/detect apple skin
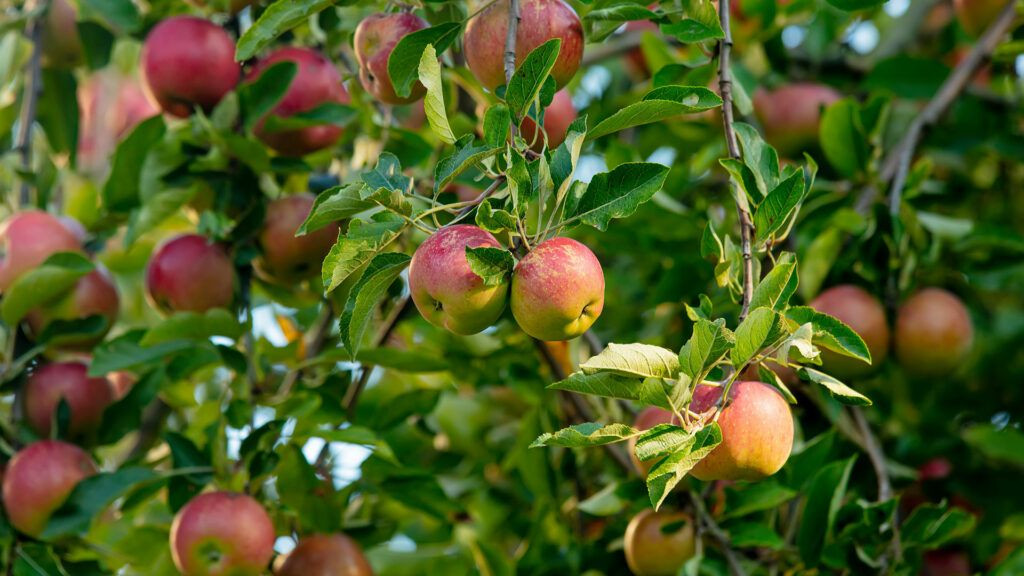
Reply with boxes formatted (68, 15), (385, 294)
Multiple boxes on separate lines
(689, 381), (794, 481)
(23, 362), (115, 439)
(78, 70), (158, 174)
(249, 47), (350, 157)
(170, 491), (276, 576)
(922, 549), (972, 576)
(895, 288), (974, 378)
(1, 440), (96, 537)
(276, 533), (374, 576)
(954, 0), (1005, 37)
(0, 211), (83, 293)
(41, 0), (83, 69)
(255, 194), (341, 284)
(753, 83), (841, 157)
(510, 237), (604, 342)
(519, 89), (576, 151)
(25, 266), (120, 349)
(624, 509), (697, 576)
(141, 16), (240, 118)
(355, 13), (429, 105)
(628, 407), (680, 477)
(409, 225), (509, 335)
(465, 0), (584, 91)
(809, 285), (890, 380)
(146, 234), (236, 314)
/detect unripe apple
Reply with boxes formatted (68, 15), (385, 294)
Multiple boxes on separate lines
(519, 89), (576, 151)
(689, 381), (794, 481)
(25, 266), (120, 348)
(0, 211), (83, 293)
(355, 12), (429, 105)
(409, 225), (509, 335)
(255, 194), (341, 284)
(23, 362), (115, 438)
(895, 288), (974, 378)
(276, 533), (374, 576)
(249, 47), (349, 156)
(809, 285), (890, 380)
(753, 83), (840, 157)
(141, 16), (240, 118)
(465, 0), (584, 91)
(628, 407), (679, 477)
(954, 0), (1005, 37)
(2, 440), (96, 537)
(146, 234), (236, 314)
(170, 491), (276, 576)
(41, 0), (83, 69)
(510, 237), (604, 341)
(624, 509), (697, 576)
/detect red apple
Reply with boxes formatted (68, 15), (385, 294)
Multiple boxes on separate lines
(624, 16), (659, 79)
(23, 362), (115, 439)
(170, 491), (275, 576)
(753, 83), (841, 157)
(954, 0), (1005, 37)
(277, 533), (374, 576)
(922, 549), (972, 576)
(146, 234), (236, 314)
(409, 225), (510, 335)
(355, 12), (429, 105)
(624, 509), (697, 576)
(510, 237), (604, 341)
(25, 266), (119, 348)
(41, 0), (83, 68)
(78, 70), (158, 173)
(249, 47), (349, 156)
(2, 440), (96, 537)
(255, 194), (341, 284)
(809, 285), (890, 380)
(141, 16), (240, 118)
(628, 407), (679, 477)
(0, 211), (83, 293)
(689, 381), (794, 481)
(519, 88), (576, 150)
(895, 288), (974, 378)
(465, 0), (584, 91)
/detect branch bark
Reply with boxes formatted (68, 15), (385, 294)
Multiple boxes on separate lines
(505, 0), (520, 140)
(17, 1), (46, 208)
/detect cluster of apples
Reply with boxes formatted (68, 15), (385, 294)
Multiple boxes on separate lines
(408, 225), (605, 341)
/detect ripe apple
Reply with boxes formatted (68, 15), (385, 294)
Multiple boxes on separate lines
(41, 0), (83, 69)
(249, 47), (350, 156)
(465, 0), (584, 91)
(510, 237), (604, 341)
(141, 16), (240, 118)
(895, 288), (974, 378)
(624, 509), (696, 576)
(809, 285), (890, 380)
(922, 549), (972, 576)
(409, 225), (509, 335)
(78, 70), (158, 173)
(170, 491), (275, 576)
(277, 533), (374, 576)
(628, 407), (679, 476)
(954, 0), (1005, 37)
(689, 380), (794, 481)
(25, 266), (119, 348)
(519, 89), (576, 150)
(23, 362), (115, 439)
(753, 83), (840, 157)
(2, 440), (96, 537)
(0, 211), (83, 293)
(255, 194), (341, 284)
(146, 234), (236, 314)
(354, 12), (429, 105)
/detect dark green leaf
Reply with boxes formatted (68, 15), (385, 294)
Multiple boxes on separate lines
(235, 0), (335, 61)
(338, 252), (411, 355)
(465, 246), (514, 287)
(506, 39), (561, 119)
(388, 22), (462, 99)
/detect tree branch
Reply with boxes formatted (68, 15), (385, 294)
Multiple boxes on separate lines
(691, 489), (748, 576)
(505, 0), (520, 140)
(16, 1), (45, 208)
(342, 295), (413, 418)
(716, 0), (755, 321)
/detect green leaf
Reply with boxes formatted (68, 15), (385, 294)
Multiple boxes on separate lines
(88, 331), (200, 376)
(99, 368), (165, 446)
(733, 122), (781, 197)
(549, 371), (672, 409)
(786, 306), (871, 364)
(797, 456), (856, 566)
(475, 198), (517, 234)
(239, 60), (297, 131)
(482, 104), (512, 149)
(819, 98), (869, 179)
(577, 482), (637, 517)
(354, 348), (450, 373)
(754, 171), (805, 245)
(41, 467), (158, 540)
(824, 0), (886, 11)
(321, 215), (406, 293)
(36, 69), (78, 163)
(338, 252), (411, 356)
(388, 22), (462, 99)
(963, 424), (1024, 468)
(102, 115), (166, 213)
(362, 152), (412, 195)
(276, 444), (344, 532)
(465, 246), (514, 287)
(726, 522), (786, 550)
(79, 0), (141, 33)
(634, 423), (697, 463)
(318, 426), (398, 465)
(678, 318), (735, 380)
(749, 252), (799, 311)
(140, 309), (244, 346)
(731, 307), (787, 368)
(418, 44), (456, 144)
(530, 423), (641, 448)
(262, 102), (355, 132)
(580, 342), (680, 379)
(567, 162), (669, 231)
(647, 424), (722, 510)
(1, 252), (92, 325)
(722, 481), (799, 520)
(659, 18), (725, 43)
(433, 135), (500, 193)
(799, 367), (872, 405)
(506, 39), (561, 119)
(235, 0), (335, 61)
(587, 86), (722, 140)
(298, 183), (373, 235)
(901, 503), (976, 549)
(798, 228), (842, 301)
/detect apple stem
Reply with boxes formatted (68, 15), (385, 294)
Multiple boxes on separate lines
(16, 0), (45, 209)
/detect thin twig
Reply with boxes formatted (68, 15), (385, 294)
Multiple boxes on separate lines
(716, 0), (755, 321)
(276, 301), (334, 399)
(16, 0), (46, 208)
(852, 406), (902, 571)
(691, 490), (747, 576)
(505, 0), (520, 140)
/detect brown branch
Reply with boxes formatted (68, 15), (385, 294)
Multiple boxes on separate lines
(276, 301), (334, 399)
(16, 1), (45, 208)
(691, 489), (748, 576)
(851, 406), (903, 570)
(124, 400), (171, 463)
(716, 0), (755, 321)
(505, 0), (520, 141)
